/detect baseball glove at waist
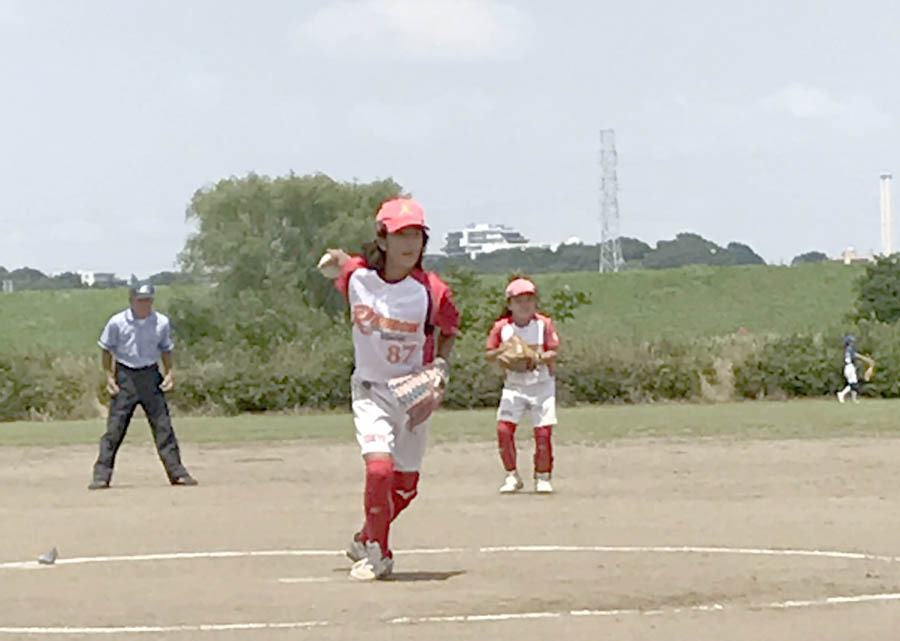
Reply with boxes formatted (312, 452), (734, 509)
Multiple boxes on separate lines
(386, 358), (449, 428)
(496, 334), (540, 369)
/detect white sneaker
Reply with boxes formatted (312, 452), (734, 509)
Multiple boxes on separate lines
(837, 391), (845, 403)
(499, 471), (524, 494)
(349, 541), (393, 581)
(346, 533), (366, 562)
(535, 473), (553, 494)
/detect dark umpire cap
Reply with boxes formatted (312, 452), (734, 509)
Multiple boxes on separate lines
(129, 282), (155, 299)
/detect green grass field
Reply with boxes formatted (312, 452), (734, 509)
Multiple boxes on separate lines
(2, 399), (897, 448)
(534, 261), (863, 341)
(0, 285), (185, 356)
(0, 262), (865, 358)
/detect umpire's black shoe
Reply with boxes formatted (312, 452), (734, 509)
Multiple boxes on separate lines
(171, 474), (198, 486)
(88, 480), (109, 490)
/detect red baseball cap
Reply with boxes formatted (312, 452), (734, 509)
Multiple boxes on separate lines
(375, 198), (428, 233)
(505, 278), (537, 298)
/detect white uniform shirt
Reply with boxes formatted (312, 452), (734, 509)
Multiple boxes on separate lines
(487, 315), (560, 387)
(348, 268), (429, 382)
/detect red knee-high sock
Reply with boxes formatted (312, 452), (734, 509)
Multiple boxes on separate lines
(390, 471), (419, 523)
(534, 425), (553, 474)
(362, 458), (394, 556)
(497, 421), (518, 471)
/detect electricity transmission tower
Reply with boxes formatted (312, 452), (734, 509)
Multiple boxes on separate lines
(599, 129), (623, 273)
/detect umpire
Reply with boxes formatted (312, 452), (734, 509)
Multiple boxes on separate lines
(88, 282), (197, 490)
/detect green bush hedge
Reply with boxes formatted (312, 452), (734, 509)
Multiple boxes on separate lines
(1, 353), (100, 421)
(4, 324), (897, 421)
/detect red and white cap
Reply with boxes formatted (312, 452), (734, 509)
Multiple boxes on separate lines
(505, 277), (537, 298)
(375, 198), (428, 233)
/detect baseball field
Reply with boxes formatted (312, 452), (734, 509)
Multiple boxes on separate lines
(3, 401), (900, 640)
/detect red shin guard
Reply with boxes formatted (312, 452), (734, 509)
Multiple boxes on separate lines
(390, 471), (419, 523)
(497, 421), (518, 471)
(534, 425), (553, 474)
(362, 458), (394, 556)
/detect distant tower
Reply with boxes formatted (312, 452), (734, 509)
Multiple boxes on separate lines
(880, 173), (893, 256)
(599, 129), (623, 273)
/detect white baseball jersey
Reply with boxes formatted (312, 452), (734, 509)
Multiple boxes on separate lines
(348, 267), (429, 382)
(487, 314), (560, 387)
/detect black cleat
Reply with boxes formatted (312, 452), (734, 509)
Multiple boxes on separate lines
(88, 480), (109, 490)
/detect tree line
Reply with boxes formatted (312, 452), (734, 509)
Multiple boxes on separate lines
(0, 267), (192, 292)
(426, 233), (770, 273)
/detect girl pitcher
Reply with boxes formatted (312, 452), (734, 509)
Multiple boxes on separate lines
(323, 198), (460, 580)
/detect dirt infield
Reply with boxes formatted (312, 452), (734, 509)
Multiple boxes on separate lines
(3, 437), (900, 640)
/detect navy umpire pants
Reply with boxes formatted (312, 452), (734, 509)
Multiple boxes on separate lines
(92, 363), (188, 484)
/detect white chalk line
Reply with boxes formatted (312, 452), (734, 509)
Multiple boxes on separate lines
(2, 544), (896, 571)
(0, 549), (343, 570)
(4, 593), (898, 634)
(481, 544), (900, 563)
(3, 545), (900, 634)
(277, 577), (333, 584)
(0, 622), (329, 634)
(390, 592), (900, 625)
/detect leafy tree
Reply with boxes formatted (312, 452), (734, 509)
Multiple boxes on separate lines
(50, 272), (84, 289)
(440, 267), (591, 336)
(179, 172), (404, 314)
(717, 242), (765, 266)
(642, 233), (719, 269)
(853, 255), (900, 323)
(642, 233), (764, 269)
(7, 267), (54, 290)
(620, 237), (652, 262)
(149, 271), (181, 286)
(791, 251), (829, 266)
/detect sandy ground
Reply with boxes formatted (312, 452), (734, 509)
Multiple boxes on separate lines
(2, 437), (900, 640)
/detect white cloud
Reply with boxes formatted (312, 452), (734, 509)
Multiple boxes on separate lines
(297, 0), (533, 61)
(760, 82), (891, 133)
(761, 83), (843, 118)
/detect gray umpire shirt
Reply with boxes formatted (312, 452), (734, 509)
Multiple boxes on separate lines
(98, 309), (174, 369)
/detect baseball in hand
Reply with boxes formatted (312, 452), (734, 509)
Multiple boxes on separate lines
(317, 252), (341, 279)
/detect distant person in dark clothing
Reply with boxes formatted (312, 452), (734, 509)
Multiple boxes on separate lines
(837, 334), (875, 404)
(88, 282), (197, 489)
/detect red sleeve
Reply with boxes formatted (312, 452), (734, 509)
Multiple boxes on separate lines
(540, 315), (560, 351)
(486, 319), (507, 349)
(426, 273), (460, 337)
(333, 255), (368, 301)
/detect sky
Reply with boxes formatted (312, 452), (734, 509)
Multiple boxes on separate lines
(1, 0), (899, 277)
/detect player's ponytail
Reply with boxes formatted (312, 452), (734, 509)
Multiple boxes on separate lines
(361, 240), (385, 270)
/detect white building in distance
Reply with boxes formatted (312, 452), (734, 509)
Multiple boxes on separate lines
(442, 223), (531, 258)
(77, 270), (117, 287)
(840, 247), (876, 265)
